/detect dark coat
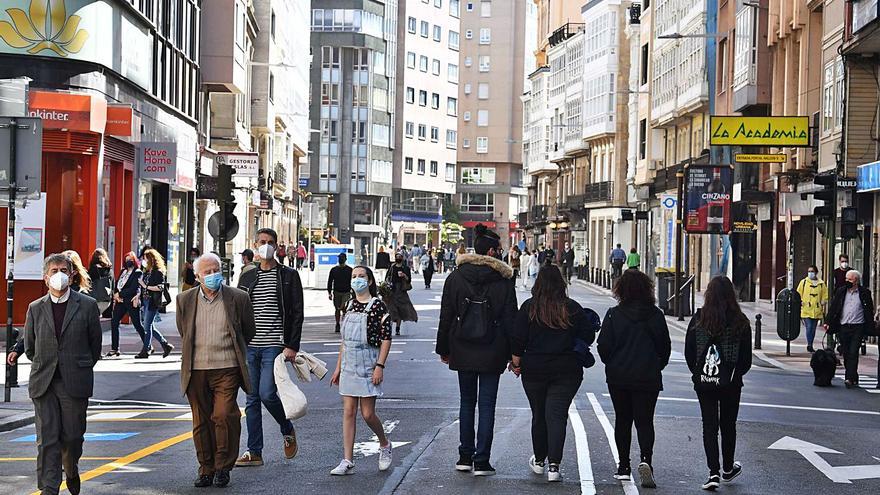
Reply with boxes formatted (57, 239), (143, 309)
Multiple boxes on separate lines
(375, 251), (392, 269)
(114, 267), (142, 301)
(436, 253), (517, 374)
(826, 285), (874, 335)
(238, 263), (305, 350)
(597, 303), (671, 391)
(561, 249), (575, 268)
(511, 298), (596, 378)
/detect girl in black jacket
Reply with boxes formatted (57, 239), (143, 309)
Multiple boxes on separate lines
(107, 252), (146, 357)
(597, 269), (671, 488)
(684, 276), (752, 491)
(511, 266), (596, 482)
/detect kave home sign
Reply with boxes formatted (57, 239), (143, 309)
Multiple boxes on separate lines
(710, 116), (810, 147)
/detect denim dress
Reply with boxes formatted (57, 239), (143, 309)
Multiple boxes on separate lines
(339, 298), (383, 397)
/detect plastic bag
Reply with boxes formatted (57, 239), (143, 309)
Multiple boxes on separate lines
(273, 354), (308, 420)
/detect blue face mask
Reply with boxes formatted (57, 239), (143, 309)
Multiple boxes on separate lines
(203, 272), (223, 291)
(351, 277), (369, 294)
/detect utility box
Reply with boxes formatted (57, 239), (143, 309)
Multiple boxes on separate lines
(313, 244), (355, 289)
(775, 288), (802, 341)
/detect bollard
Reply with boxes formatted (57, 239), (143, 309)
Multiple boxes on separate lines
(754, 314), (762, 350)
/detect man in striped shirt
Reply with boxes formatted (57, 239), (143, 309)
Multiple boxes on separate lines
(236, 228), (304, 467)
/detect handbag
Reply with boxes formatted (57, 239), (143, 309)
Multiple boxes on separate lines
(274, 354), (308, 420)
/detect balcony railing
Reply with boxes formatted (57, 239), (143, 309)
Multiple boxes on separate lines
(518, 211), (529, 226)
(548, 23), (585, 47)
(531, 204), (549, 224)
(584, 181), (613, 203)
(567, 194), (585, 209)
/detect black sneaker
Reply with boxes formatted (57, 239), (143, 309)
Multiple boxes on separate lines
(193, 474), (213, 488)
(638, 462), (656, 488)
(455, 454), (473, 472)
(613, 464), (632, 481)
(67, 475), (81, 495)
(134, 349), (150, 359)
(702, 474), (721, 491)
(214, 470), (230, 487)
(473, 461), (496, 476)
(721, 462), (742, 482)
(161, 342), (174, 358)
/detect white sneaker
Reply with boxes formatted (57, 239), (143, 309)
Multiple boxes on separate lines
(330, 459), (355, 476)
(547, 463), (561, 482)
(529, 455), (545, 475)
(378, 443), (393, 471)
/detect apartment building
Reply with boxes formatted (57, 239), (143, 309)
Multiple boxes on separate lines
(392, 0), (460, 248)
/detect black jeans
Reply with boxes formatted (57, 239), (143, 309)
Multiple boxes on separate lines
(457, 371), (501, 463)
(424, 270), (433, 287)
(522, 374), (582, 464)
(697, 387), (742, 475)
(608, 386), (659, 467)
(838, 325), (863, 383)
(110, 301), (146, 351)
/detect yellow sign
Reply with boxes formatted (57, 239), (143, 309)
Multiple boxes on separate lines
(734, 153), (787, 163)
(710, 116), (810, 147)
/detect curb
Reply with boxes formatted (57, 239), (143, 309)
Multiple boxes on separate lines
(0, 411), (35, 433)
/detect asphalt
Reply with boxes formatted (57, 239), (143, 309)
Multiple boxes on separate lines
(0, 271), (878, 494)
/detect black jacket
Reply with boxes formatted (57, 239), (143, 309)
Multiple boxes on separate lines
(327, 264), (353, 293)
(386, 262), (411, 292)
(511, 298), (595, 378)
(114, 267), (142, 301)
(684, 310), (752, 388)
(826, 285), (874, 335)
(561, 249), (575, 267)
(141, 269), (166, 306)
(375, 252), (391, 269)
(87, 265), (114, 303)
(238, 263), (305, 351)
(436, 253), (518, 374)
(597, 303), (671, 391)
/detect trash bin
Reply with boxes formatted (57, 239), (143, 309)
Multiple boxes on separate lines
(775, 288), (802, 342)
(656, 270), (692, 316)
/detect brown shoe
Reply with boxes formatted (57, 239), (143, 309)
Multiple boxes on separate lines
(235, 451), (264, 467)
(283, 431), (298, 459)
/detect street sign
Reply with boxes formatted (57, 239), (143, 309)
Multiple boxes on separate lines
(197, 174), (218, 200)
(769, 436), (880, 483)
(784, 209), (792, 241)
(735, 153), (787, 163)
(837, 178), (857, 189)
(0, 116), (42, 201)
(710, 116), (810, 147)
(218, 151), (259, 178)
(207, 210), (239, 240)
(299, 178), (309, 188)
(732, 221), (757, 233)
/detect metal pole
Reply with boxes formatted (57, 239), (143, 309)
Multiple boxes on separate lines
(4, 119), (18, 402)
(754, 313), (762, 350)
(675, 170), (685, 321)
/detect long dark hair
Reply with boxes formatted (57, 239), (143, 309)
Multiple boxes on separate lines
(89, 248), (112, 269)
(528, 265), (572, 329)
(699, 276), (747, 336)
(612, 269), (655, 306)
(353, 265), (379, 297)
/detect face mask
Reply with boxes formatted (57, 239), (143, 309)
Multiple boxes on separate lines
(124, 260), (135, 269)
(841, 262), (849, 269)
(141, 259), (148, 268)
(258, 244), (275, 260)
(351, 277), (369, 294)
(845, 281), (854, 289)
(48, 272), (69, 292)
(395, 257), (403, 264)
(808, 272), (817, 280)
(203, 272), (223, 291)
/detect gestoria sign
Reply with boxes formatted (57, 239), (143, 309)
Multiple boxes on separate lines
(137, 142), (177, 182)
(709, 116), (810, 147)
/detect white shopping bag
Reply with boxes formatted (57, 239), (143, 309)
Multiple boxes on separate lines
(273, 354), (308, 420)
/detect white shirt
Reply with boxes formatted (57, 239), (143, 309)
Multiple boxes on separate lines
(49, 289), (71, 304)
(840, 288), (865, 325)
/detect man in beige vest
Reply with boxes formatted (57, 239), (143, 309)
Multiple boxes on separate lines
(176, 253), (255, 488)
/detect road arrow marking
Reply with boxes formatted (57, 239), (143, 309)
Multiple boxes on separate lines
(768, 436), (880, 483)
(352, 420), (410, 458)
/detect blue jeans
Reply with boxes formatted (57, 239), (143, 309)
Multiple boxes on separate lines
(245, 346), (294, 455)
(141, 298), (168, 349)
(457, 371), (501, 463)
(803, 318), (819, 348)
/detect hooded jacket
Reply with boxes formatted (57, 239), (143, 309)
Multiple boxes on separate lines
(436, 253), (518, 374)
(597, 303), (671, 391)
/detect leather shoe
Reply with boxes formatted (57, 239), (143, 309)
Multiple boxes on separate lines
(214, 470), (230, 487)
(67, 476), (81, 495)
(193, 474), (213, 487)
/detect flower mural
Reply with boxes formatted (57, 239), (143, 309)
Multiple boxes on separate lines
(0, 0), (88, 57)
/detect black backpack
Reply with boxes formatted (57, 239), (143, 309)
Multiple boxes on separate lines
(453, 283), (496, 344)
(694, 327), (739, 391)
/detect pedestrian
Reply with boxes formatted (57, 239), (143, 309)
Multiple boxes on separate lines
(106, 251), (147, 358)
(16, 253), (102, 495)
(328, 253), (353, 333)
(277, 242), (287, 266)
(519, 249), (532, 289)
(597, 269), (671, 488)
(824, 269), (874, 388)
(509, 245), (521, 281)
(296, 241), (307, 270)
(375, 245), (391, 283)
(436, 223), (517, 476)
(543, 245), (556, 266)
(240, 249), (256, 278)
(510, 265), (597, 482)
(62, 250), (91, 294)
(236, 228), (304, 467)
(137, 248), (174, 359)
(181, 247), (200, 292)
(421, 250), (435, 289)
(685, 276), (752, 491)
(832, 254), (849, 292)
(384, 252), (418, 335)
(329, 266), (394, 475)
(528, 251), (540, 289)
(626, 247), (641, 270)
(86, 248), (113, 316)
(560, 242), (575, 284)
(609, 243), (627, 279)
(435, 247), (445, 275)
(796, 265), (828, 353)
(176, 253), (256, 488)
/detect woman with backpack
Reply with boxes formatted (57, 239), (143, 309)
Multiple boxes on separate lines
(685, 276), (752, 491)
(597, 269), (671, 488)
(510, 265), (597, 482)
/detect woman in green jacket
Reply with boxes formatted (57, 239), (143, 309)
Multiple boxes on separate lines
(796, 265), (828, 353)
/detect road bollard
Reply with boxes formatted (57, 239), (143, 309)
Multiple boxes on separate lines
(754, 314), (762, 350)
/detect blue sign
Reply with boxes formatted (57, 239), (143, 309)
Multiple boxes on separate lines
(299, 178), (309, 188)
(12, 432), (139, 442)
(390, 211), (442, 223)
(662, 197), (677, 209)
(857, 161), (880, 193)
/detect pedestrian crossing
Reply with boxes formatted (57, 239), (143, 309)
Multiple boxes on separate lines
(834, 374), (880, 393)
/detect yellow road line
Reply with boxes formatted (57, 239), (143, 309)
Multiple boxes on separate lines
(88, 418), (192, 422)
(0, 457), (117, 462)
(29, 431), (193, 495)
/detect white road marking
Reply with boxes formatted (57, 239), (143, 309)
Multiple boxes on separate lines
(88, 412), (144, 420)
(769, 436), (880, 483)
(568, 402), (596, 495)
(352, 420), (410, 457)
(628, 395), (880, 416)
(587, 393), (640, 495)
(175, 412), (193, 420)
(302, 338), (437, 344)
(310, 351), (404, 356)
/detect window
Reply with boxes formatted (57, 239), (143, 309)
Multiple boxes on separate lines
(405, 121), (415, 137)
(271, 11), (276, 38)
(464, 56), (473, 67)
(463, 138), (471, 148)
(466, 2), (474, 11)
(430, 160), (439, 176)
(479, 55), (490, 72)
(449, 31), (460, 50)
(450, 0), (460, 17)
(638, 119), (647, 159)
(433, 25), (442, 42)
(447, 97), (458, 116)
(461, 167), (496, 184)
(447, 63), (459, 82)
(432, 59), (441, 75)
(481, 1), (491, 16)
(464, 83), (472, 95)
(407, 51), (416, 68)
(461, 193), (494, 213)
(420, 21), (429, 37)
(418, 124), (427, 139)
(418, 159), (426, 174)
(405, 157), (413, 173)
(478, 82), (489, 99)
(446, 129), (457, 148)
(477, 110), (489, 126)
(465, 30), (473, 39)
(823, 63), (834, 132)
(435, 0), (442, 7)
(476, 136), (488, 153)
(835, 58), (844, 130)
(463, 111), (471, 121)
(420, 55), (428, 72)
(406, 87), (415, 103)
(717, 38), (728, 92)
(446, 163), (457, 182)
(419, 90), (428, 106)
(407, 16), (416, 33)
(640, 44), (649, 85)
(432, 93), (440, 109)
(431, 127), (439, 142)
(269, 73), (275, 101)
(479, 28), (491, 44)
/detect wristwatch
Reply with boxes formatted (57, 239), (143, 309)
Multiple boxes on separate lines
(376, 362), (386, 369)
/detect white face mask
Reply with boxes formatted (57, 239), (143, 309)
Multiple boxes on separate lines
(141, 259), (148, 268)
(841, 262), (849, 269)
(48, 272), (70, 292)
(257, 244), (276, 260)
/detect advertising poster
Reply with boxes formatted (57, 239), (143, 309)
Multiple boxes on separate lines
(685, 166), (733, 234)
(13, 193), (46, 280)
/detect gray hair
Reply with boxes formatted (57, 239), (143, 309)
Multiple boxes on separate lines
(42, 253), (72, 274)
(846, 269), (862, 282)
(193, 253), (222, 274)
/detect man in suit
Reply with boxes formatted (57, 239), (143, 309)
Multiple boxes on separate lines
(176, 252), (256, 488)
(19, 253), (102, 495)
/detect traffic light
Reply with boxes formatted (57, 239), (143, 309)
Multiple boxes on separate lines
(841, 207), (858, 239)
(217, 163), (236, 205)
(813, 172), (835, 218)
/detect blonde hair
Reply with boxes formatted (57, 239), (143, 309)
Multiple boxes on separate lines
(62, 250), (92, 292)
(143, 248), (167, 274)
